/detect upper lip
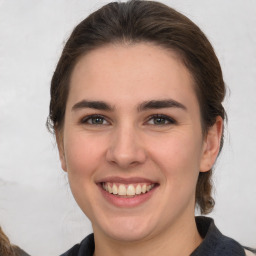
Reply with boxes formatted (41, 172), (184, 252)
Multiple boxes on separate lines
(96, 176), (158, 184)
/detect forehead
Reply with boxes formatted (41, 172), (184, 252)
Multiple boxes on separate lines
(68, 43), (198, 110)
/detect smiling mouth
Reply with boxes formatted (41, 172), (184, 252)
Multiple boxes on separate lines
(101, 182), (157, 197)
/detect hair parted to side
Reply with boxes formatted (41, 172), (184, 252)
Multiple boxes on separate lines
(47, 0), (226, 214)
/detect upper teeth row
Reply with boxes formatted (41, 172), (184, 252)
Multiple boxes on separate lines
(102, 183), (154, 196)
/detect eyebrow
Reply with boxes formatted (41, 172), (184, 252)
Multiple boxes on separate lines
(71, 99), (187, 112)
(137, 99), (187, 112)
(72, 100), (114, 111)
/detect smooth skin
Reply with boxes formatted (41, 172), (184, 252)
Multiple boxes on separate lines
(57, 43), (223, 256)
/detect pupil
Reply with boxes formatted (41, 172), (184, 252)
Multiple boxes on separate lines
(154, 117), (165, 124)
(92, 117), (103, 124)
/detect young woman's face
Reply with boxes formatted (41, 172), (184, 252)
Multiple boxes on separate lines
(58, 43), (219, 242)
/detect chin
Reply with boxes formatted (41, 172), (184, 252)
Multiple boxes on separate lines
(96, 214), (156, 242)
(106, 226), (153, 242)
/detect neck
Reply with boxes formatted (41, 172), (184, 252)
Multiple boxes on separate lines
(93, 215), (202, 256)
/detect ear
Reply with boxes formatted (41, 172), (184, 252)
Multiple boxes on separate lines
(200, 116), (223, 172)
(55, 129), (67, 172)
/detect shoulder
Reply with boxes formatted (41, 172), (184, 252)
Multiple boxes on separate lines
(60, 233), (94, 256)
(194, 216), (254, 256)
(14, 247), (30, 256)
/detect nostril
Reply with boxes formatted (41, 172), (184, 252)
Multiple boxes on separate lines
(106, 143), (147, 169)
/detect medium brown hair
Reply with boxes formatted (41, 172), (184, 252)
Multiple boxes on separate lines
(0, 226), (15, 256)
(0, 227), (30, 256)
(47, 0), (226, 214)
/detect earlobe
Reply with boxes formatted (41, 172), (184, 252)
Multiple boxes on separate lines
(200, 116), (223, 172)
(55, 129), (67, 172)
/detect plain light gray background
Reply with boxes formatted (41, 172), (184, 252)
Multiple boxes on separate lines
(0, 0), (255, 255)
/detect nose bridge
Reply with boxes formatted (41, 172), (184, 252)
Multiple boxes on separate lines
(106, 120), (146, 168)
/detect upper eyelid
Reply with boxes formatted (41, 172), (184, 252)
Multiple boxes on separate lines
(146, 114), (176, 122)
(80, 114), (110, 124)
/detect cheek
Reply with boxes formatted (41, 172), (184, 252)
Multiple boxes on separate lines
(62, 132), (107, 218)
(63, 131), (106, 178)
(148, 131), (202, 187)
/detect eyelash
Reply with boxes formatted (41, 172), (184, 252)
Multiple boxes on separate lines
(146, 114), (176, 126)
(81, 114), (109, 125)
(80, 114), (176, 126)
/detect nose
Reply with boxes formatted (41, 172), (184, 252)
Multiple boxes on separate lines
(106, 124), (147, 169)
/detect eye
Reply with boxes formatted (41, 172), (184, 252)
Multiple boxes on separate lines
(81, 115), (109, 125)
(147, 114), (176, 125)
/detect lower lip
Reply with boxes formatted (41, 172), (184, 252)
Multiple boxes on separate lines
(98, 184), (157, 208)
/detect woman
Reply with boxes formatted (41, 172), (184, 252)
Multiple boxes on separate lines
(47, 0), (255, 255)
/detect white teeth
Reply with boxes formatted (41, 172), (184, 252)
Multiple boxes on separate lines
(127, 184), (135, 196)
(135, 184), (142, 194)
(118, 184), (126, 195)
(107, 183), (112, 193)
(112, 184), (118, 194)
(102, 182), (155, 196)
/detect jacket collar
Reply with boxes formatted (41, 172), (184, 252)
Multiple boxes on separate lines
(191, 216), (245, 256)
